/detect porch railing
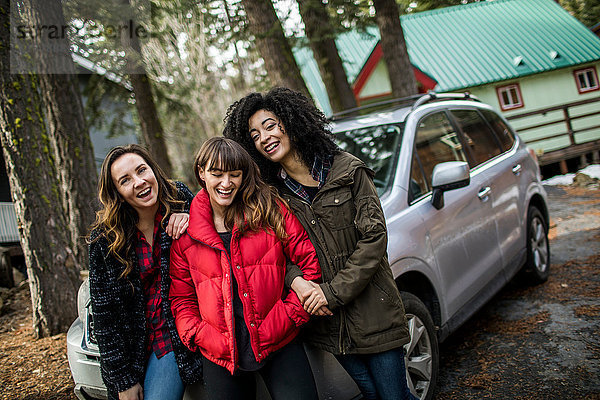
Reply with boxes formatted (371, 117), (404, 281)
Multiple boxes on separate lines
(506, 96), (600, 166)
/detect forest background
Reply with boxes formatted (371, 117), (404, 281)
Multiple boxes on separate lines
(0, 0), (598, 342)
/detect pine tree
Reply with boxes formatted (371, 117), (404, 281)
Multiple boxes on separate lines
(372, 0), (418, 98)
(297, 0), (357, 112)
(0, 0), (80, 337)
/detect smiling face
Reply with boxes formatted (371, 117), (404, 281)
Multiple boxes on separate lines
(249, 109), (295, 166)
(199, 161), (243, 216)
(111, 153), (159, 215)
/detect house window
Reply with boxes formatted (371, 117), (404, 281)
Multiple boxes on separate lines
(574, 67), (599, 94)
(496, 84), (524, 111)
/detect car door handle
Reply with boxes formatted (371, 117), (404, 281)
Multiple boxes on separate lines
(478, 186), (491, 200)
(512, 164), (522, 175)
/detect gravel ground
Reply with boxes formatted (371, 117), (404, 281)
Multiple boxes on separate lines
(434, 184), (600, 399)
(0, 282), (75, 400)
(0, 184), (598, 400)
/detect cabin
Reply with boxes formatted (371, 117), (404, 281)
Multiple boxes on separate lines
(295, 0), (600, 174)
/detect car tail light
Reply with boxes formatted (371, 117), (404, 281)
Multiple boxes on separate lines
(86, 307), (97, 346)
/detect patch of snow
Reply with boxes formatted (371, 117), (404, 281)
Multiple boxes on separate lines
(543, 173), (576, 185)
(542, 164), (600, 186)
(579, 164), (600, 179)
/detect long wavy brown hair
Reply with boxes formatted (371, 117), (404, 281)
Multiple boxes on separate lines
(194, 137), (288, 241)
(90, 144), (184, 279)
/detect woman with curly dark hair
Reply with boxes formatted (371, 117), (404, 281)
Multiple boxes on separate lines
(224, 87), (417, 400)
(89, 144), (202, 400)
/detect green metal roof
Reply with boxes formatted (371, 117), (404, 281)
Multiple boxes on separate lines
(295, 0), (600, 116)
(294, 28), (379, 113)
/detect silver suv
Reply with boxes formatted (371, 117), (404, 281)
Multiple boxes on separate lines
(331, 92), (549, 398)
(67, 92), (550, 400)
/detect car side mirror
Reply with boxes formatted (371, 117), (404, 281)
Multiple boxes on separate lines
(431, 161), (470, 210)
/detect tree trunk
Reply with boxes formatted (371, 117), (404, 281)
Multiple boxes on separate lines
(373, 0), (418, 98)
(128, 73), (174, 176)
(297, 0), (357, 112)
(222, 0), (249, 90)
(20, 0), (98, 271)
(240, 0), (310, 96)
(0, 1), (80, 337)
(121, 0), (173, 176)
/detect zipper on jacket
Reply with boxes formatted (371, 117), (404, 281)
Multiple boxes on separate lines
(226, 255), (237, 368)
(187, 235), (238, 369)
(290, 195), (334, 282)
(227, 230), (262, 367)
(338, 308), (353, 355)
(288, 189), (348, 351)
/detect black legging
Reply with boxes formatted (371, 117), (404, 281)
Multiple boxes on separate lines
(202, 341), (319, 400)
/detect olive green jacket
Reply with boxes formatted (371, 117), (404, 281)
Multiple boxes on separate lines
(283, 151), (409, 355)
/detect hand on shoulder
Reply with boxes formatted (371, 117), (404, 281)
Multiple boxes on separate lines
(167, 213), (189, 239)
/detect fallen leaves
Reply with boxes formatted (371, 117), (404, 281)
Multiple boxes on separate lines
(0, 283), (76, 400)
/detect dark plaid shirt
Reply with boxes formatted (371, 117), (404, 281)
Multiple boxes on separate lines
(136, 211), (173, 359)
(278, 154), (333, 203)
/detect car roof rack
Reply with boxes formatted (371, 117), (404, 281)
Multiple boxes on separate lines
(411, 91), (481, 110)
(329, 93), (423, 121)
(329, 91), (481, 121)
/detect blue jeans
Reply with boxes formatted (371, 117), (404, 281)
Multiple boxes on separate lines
(336, 347), (417, 400)
(144, 351), (185, 400)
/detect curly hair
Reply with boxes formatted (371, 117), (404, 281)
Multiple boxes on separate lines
(90, 144), (184, 279)
(194, 137), (288, 241)
(223, 87), (339, 183)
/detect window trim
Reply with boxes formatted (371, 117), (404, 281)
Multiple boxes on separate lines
(446, 108), (504, 170)
(407, 146), (429, 205)
(478, 108), (517, 154)
(573, 67), (600, 94)
(496, 83), (524, 111)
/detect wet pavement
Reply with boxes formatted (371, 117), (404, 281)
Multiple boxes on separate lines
(434, 185), (600, 399)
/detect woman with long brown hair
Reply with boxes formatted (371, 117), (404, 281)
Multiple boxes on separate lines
(169, 137), (323, 400)
(89, 144), (202, 400)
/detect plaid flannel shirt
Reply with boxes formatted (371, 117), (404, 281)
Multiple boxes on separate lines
(278, 154), (333, 202)
(135, 211), (173, 359)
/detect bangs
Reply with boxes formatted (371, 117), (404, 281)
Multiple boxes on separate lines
(201, 138), (249, 173)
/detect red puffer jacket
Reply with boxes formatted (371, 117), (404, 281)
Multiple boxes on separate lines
(169, 189), (321, 374)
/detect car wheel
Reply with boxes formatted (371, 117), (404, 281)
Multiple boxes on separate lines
(400, 292), (439, 400)
(522, 205), (550, 284)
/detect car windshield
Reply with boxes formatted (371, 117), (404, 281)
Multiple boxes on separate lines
(334, 123), (404, 195)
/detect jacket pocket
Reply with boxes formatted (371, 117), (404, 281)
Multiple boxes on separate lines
(258, 299), (298, 350)
(348, 275), (406, 339)
(372, 279), (404, 310)
(318, 188), (356, 230)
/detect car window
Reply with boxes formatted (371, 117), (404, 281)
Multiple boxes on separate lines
(480, 109), (516, 152)
(450, 109), (502, 167)
(335, 124), (403, 195)
(413, 112), (467, 191)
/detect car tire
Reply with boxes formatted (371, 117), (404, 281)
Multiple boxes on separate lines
(400, 292), (439, 400)
(522, 205), (550, 284)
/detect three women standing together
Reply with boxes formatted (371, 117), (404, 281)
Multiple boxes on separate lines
(89, 87), (415, 400)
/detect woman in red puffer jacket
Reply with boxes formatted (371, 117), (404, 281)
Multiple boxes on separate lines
(169, 137), (324, 400)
